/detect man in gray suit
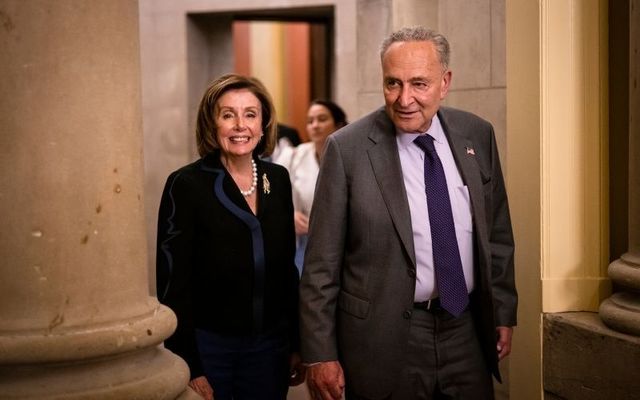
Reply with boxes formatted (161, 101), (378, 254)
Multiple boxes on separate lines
(299, 26), (517, 400)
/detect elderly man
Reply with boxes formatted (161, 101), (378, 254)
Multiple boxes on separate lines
(299, 26), (517, 400)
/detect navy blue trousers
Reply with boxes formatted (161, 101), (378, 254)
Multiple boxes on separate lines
(195, 326), (290, 400)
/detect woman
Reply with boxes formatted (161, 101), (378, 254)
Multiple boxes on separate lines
(275, 100), (348, 273)
(156, 74), (304, 400)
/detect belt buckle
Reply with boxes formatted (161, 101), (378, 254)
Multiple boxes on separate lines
(426, 298), (433, 310)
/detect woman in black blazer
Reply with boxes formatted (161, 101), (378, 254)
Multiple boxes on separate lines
(156, 74), (304, 400)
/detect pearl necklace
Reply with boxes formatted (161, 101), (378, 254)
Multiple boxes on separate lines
(239, 158), (258, 197)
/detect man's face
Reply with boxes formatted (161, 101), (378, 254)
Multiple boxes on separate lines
(382, 41), (451, 133)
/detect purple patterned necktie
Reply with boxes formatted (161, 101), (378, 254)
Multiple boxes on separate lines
(414, 135), (469, 317)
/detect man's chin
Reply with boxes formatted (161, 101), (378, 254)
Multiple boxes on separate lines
(393, 120), (424, 133)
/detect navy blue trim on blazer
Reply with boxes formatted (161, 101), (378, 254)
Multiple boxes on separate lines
(159, 172), (183, 301)
(206, 165), (266, 333)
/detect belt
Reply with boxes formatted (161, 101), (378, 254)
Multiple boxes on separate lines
(413, 297), (442, 312)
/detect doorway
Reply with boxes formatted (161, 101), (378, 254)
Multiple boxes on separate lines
(186, 7), (334, 145)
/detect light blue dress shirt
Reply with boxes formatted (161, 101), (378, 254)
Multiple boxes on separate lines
(396, 115), (475, 302)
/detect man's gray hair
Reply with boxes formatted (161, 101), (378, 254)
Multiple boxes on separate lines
(379, 26), (450, 70)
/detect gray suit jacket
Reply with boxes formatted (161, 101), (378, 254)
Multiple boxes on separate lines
(299, 106), (517, 398)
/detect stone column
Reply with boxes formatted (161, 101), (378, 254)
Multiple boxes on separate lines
(0, 1), (193, 398)
(600, 0), (640, 337)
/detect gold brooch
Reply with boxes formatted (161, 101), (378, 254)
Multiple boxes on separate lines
(263, 173), (270, 194)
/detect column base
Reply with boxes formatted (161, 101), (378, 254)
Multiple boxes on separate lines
(600, 253), (640, 336)
(0, 304), (177, 364)
(0, 346), (190, 400)
(599, 291), (640, 336)
(544, 312), (640, 400)
(607, 252), (640, 291)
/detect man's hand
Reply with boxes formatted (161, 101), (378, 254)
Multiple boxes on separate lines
(188, 376), (214, 400)
(306, 361), (345, 400)
(496, 326), (513, 361)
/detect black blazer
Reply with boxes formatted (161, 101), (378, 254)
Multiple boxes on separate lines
(156, 152), (299, 378)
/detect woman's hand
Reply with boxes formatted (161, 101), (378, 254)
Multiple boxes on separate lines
(289, 352), (306, 386)
(188, 376), (214, 400)
(294, 211), (309, 236)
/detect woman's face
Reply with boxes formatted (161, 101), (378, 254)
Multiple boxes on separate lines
(215, 88), (263, 159)
(306, 104), (338, 144)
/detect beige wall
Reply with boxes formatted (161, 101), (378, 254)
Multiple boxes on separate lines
(506, 1), (543, 398)
(442, 0), (508, 166)
(507, 0), (610, 399)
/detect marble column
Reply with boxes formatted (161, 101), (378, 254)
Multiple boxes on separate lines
(600, 0), (640, 337)
(0, 1), (193, 398)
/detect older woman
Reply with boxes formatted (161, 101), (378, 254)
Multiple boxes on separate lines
(156, 74), (303, 400)
(274, 100), (348, 274)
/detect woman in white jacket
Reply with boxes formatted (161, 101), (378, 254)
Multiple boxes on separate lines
(275, 100), (348, 274)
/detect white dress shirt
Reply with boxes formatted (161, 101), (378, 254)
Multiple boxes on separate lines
(396, 115), (475, 302)
(274, 142), (319, 216)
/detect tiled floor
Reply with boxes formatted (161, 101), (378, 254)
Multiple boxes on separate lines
(287, 383), (345, 400)
(287, 379), (508, 400)
(287, 383), (311, 400)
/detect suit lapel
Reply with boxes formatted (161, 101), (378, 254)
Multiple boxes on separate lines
(438, 109), (489, 262)
(367, 110), (416, 267)
(443, 117), (483, 190)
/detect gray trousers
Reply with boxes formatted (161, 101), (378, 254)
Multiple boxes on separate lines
(346, 307), (494, 400)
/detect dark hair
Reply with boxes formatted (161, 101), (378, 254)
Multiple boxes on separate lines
(379, 26), (450, 71)
(309, 99), (348, 128)
(195, 73), (277, 157)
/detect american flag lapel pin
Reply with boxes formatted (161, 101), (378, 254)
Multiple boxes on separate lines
(465, 146), (476, 155)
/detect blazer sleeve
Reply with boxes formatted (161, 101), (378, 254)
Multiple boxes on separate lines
(486, 127), (517, 327)
(299, 135), (347, 363)
(278, 167), (301, 352)
(156, 171), (204, 379)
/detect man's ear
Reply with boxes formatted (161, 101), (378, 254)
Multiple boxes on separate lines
(440, 70), (452, 99)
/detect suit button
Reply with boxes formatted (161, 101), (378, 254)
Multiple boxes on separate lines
(407, 269), (416, 278)
(403, 310), (412, 319)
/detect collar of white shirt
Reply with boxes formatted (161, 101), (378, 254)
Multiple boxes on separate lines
(395, 114), (445, 147)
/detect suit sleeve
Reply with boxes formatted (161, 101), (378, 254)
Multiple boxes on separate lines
(156, 171), (204, 379)
(299, 136), (347, 363)
(487, 127), (517, 327)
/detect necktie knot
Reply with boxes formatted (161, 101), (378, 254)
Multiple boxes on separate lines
(414, 135), (436, 154)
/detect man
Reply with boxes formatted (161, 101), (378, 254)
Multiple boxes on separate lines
(299, 26), (517, 400)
